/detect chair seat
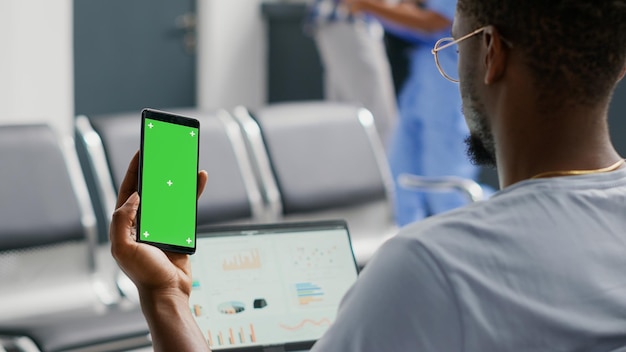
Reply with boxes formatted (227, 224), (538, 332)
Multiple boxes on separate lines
(0, 306), (150, 352)
(0, 242), (114, 323)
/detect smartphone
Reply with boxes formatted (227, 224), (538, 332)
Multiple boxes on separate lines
(137, 108), (200, 254)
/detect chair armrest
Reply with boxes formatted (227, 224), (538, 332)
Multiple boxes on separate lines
(398, 173), (485, 202)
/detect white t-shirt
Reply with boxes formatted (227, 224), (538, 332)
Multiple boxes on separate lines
(313, 168), (626, 351)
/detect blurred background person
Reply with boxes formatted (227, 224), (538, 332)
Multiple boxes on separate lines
(305, 0), (399, 144)
(383, 25), (414, 98)
(346, 0), (482, 226)
(382, 1), (421, 97)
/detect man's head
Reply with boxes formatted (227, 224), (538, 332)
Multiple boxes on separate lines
(455, 0), (626, 167)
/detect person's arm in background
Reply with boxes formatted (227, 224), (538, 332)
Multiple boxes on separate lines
(110, 151), (211, 352)
(344, 0), (451, 33)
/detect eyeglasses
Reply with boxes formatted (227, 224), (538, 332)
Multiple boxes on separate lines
(431, 26), (488, 83)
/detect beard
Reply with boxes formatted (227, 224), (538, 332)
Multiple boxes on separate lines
(465, 134), (496, 168)
(460, 78), (497, 168)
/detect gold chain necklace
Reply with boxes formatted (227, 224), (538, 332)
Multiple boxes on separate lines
(530, 159), (625, 179)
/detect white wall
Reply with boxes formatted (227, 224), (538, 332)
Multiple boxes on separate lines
(0, 0), (74, 136)
(0, 0), (266, 135)
(197, 0), (267, 111)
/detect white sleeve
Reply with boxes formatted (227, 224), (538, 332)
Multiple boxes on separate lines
(311, 236), (463, 352)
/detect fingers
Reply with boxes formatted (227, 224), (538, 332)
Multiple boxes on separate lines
(118, 153), (207, 207)
(112, 166), (206, 244)
(113, 155), (207, 262)
(117, 151), (140, 209)
(197, 170), (208, 200)
(110, 192), (140, 259)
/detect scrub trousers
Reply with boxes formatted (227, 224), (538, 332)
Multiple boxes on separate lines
(387, 47), (479, 226)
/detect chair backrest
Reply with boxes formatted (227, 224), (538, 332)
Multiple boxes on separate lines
(0, 124), (114, 322)
(76, 108), (265, 237)
(0, 125), (91, 249)
(233, 102), (398, 268)
(235, 102), (394, 214)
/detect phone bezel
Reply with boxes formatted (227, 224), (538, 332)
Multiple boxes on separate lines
(137, 108), (200, 254)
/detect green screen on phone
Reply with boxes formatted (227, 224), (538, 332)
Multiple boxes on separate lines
(138, 114), (199, 252)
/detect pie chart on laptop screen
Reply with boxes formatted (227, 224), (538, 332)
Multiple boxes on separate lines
(218, 301), (246, 314)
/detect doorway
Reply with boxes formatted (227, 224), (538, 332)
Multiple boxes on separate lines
(74, 0), (196, 117)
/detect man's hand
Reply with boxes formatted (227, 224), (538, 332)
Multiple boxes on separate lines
(109, 151), (208, 296)
(109, 151), (210, 352)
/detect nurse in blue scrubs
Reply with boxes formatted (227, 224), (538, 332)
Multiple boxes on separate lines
(346, 0), (480, 226)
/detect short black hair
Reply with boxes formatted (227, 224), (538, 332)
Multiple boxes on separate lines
(457, 0), (626, 107)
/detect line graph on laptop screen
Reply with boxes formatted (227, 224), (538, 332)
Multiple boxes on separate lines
(189, 224), (358, 350)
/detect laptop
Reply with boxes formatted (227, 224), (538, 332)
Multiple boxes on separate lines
(190, 220), (359, 352)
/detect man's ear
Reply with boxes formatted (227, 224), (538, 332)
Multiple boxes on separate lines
(482, 25), (508, 85)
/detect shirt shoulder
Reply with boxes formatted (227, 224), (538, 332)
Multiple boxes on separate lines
(312, 235), (463, 351)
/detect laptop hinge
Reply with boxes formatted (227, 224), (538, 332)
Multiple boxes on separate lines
(262, 347), (286, 352)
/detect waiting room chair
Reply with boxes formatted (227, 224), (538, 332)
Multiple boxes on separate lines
(76, 108), (265, 234)
(0, 124), (152, 352)
(233, 102), (398, 267)
(75, 108), (266, 301)
(0, 124), (119, 323)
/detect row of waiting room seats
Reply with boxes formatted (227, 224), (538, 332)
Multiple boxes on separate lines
(79, 102), (398, 263)
(0, 101), (400, 352)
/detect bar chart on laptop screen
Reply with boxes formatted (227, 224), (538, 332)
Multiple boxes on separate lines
(221, 248), (262, 271)
(205, 324), (257, 348)
(189, 228), (358, 349)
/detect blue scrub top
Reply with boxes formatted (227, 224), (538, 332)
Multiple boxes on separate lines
(378, 0), (457, 46)
(385, 0), (478, 225)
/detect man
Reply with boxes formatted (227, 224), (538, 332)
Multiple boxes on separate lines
(111, 0), (626, 350)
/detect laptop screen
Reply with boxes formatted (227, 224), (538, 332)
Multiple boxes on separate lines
(189, 220), (359, 351)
